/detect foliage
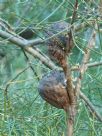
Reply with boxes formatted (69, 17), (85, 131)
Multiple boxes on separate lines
(0, 0), (102, 136)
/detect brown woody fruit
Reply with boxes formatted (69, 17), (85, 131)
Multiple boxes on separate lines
(38, 70), (69, 112)
(45, 21), (71, 67)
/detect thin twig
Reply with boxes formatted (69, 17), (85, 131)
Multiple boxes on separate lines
(22, 49), (40, 80)
(3, 66), (30, 119)
(71, 61), (102, 71)
(76, 28), (96, 97)
(70, 0), (78, 25)
(74, 25), (102, 122)
(80, 92), (102, 122)
(66, 0), (78, 53)
(4, 66), (30, 92)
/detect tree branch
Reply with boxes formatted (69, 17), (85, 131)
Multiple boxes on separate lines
(71, 61), (102, 71)
(66, 1), (78, 136)
(80, 92), (102, 122)
(0, 29), (57, 69)
(75, 25), (102, 122)
(76, 28), (96, 97)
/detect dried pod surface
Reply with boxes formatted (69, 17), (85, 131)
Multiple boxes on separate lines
(38, 70), (69, 111)
(44, 21), (70, 66)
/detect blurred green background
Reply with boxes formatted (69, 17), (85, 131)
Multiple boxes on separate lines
(0, 0), (102, 135)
